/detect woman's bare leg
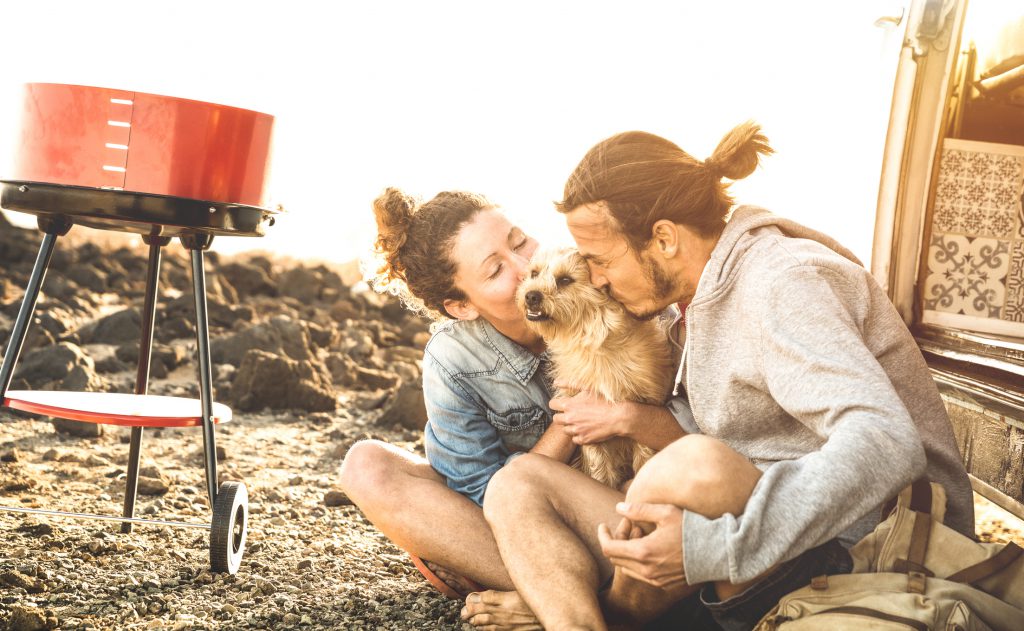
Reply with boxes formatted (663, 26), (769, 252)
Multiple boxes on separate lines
(481, 453), (626, 631)
(338, 439), (513, 591)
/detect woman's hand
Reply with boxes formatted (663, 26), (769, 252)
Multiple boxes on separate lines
(550, 386), (628, 445)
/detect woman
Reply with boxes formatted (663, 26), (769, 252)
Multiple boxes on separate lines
(338, 188), (689, 603)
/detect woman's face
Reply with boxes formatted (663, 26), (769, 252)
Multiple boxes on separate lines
(445, 208), (539, 331)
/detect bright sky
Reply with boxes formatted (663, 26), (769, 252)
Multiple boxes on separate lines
(0, 0), (907, 266)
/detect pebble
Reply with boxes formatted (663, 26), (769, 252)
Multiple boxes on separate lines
(16, 521), (54, 537)
(0, 570), (47, 593)
(137, 475), (170, 496)
(6, 604), (47, 631)
(324, 490), (353, 507)
(85, 453), (110, 467)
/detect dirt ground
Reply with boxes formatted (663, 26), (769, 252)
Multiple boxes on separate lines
(2, 406), (1023, 630)
(0, 406), (468, 630)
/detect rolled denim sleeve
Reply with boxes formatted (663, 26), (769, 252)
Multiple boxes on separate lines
(422, 354), (511, 506)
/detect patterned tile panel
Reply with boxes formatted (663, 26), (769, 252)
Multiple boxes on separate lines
(924, 234), (1009, 318)
(1007, 241), (1024, 324)
(924, 139), (1024, 335)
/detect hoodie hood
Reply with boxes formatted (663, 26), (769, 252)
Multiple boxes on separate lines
(693, 205), (863, 304)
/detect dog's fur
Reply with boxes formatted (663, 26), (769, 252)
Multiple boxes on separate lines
(515, 248), (674, 489)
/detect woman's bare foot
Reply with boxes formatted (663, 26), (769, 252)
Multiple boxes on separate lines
(423, 560), (480, 597)
(460, 590), (542, 630)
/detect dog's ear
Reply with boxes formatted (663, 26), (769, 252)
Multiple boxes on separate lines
(578, 319), (609, 349)
(443, 298), (480, 321)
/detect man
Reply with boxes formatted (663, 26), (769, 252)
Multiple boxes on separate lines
(464, 124), (973, 630)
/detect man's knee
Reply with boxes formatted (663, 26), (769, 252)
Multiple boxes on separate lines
(482, 453), (549, 524)
(338, 439), (394, 498)
(628, 435), (759, 517)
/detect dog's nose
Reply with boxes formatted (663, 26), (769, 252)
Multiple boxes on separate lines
(525, 291), (542, 307)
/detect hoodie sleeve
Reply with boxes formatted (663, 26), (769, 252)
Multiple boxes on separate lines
(681, 264), (927, 585)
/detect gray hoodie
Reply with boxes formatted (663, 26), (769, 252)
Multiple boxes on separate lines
(677, 206), (974, 585)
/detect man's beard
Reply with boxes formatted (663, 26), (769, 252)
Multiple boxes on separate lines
(625, 256), (678, 321)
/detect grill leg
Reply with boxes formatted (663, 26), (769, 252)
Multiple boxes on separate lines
(121, 236), (169, 534)
(0, 217), (72, 399)
(184, 236), (219, 507)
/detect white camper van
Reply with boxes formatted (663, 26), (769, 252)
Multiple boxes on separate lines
(873, 0), (1024, 518)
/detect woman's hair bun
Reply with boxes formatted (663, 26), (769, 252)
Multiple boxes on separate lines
(705, 121), (774, 181)
(372, 187), (418, 282)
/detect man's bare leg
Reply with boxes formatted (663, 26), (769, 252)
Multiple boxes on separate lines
(481, 453), (627, 631)
(609, 433), (767, 612)
(480, 436), (768, 629)
(339, 440), (513, 591)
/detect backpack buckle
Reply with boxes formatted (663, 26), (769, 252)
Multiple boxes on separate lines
(907, 570), (927, 594)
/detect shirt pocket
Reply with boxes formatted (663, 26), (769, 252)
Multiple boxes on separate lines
(486, 407), (548, 454)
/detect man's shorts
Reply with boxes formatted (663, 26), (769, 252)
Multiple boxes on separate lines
(645, 538), (853, 631)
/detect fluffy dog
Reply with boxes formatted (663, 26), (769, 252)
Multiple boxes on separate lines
(516, 248), (674, 489)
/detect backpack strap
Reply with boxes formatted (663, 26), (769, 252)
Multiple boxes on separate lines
(893, 511), (935, 584)
(881, 478), (933, 519)
(892, 480), (936, 591)
(908, 479), (933, 514)
(946, 542), (1023, 586)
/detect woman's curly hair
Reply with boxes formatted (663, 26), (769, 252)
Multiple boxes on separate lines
(368, 188), (492, 321)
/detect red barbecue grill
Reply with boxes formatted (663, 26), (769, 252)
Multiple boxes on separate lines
(0, 83), (279, 574)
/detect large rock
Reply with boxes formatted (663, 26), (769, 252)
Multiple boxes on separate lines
(329, 298), (363, 322)
(305, 321), (336, 349)
(116, 341), (188, 376)
(212, 316), (313, 366)
(162, 294), (252, 331)
(35, 307), (75, 338)
(325, 352), (359, 387)
(51, 418), (103, 437)
(78, 307), (141, 344)
(218, 262), (277, 297)
(60, 364), (107, 391)
(6, 604), (49, 631)
(355, 366), (400, 390)
(14, 341), (93, 386)
(335, 327), (377, 360)
(229, 349), (337, 412)
(279, 267), (323, 303)
(64, 263), (108, 293)
(376, 381), (427, 431)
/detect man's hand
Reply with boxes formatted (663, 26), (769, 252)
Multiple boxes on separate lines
(550, 386), (627, 445)
(597, 502), (688, 589)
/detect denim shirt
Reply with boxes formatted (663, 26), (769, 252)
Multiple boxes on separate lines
(422, 318), (555, 506)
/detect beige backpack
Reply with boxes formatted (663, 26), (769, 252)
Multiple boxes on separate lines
(755, 480), (1024, 630)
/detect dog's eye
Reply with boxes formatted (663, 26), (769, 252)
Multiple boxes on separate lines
(530, 270), (539, 279)
(556, 276), (574, 287)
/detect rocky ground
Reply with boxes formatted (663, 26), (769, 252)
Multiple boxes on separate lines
(1, 213), (1023, 630)
(0, 213), (466, 630)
